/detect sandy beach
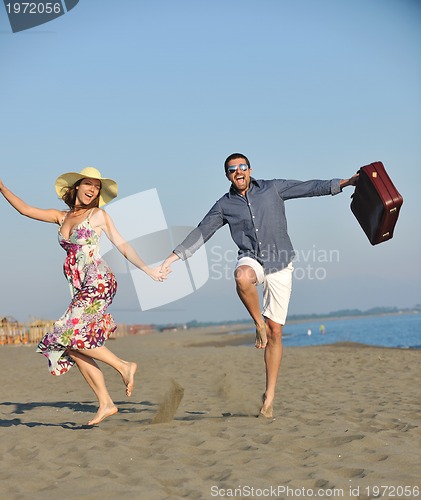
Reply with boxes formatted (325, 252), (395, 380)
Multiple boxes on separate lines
(0, 326), (420, 500)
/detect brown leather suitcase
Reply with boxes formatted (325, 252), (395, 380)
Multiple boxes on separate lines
(350, 162), (403, 245)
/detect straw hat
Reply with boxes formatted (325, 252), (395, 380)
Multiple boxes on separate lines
(55, 167), (118, 207)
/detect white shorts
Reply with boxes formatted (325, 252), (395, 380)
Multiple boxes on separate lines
(235, 257), (294, 325)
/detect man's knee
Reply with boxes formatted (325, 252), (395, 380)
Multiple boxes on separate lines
(235, 265), (257, 288)
(266, 319), (283, 341)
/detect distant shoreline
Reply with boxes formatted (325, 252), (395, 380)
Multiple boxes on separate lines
(286, 310), (419, 325)
(177, 310), (419, 331)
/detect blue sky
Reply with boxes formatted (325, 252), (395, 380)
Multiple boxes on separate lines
(1, 0), (420, 325)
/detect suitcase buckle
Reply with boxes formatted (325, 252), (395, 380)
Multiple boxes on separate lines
(382, 232), (390, 239)
(372, 172), (377, 178)
(390, 207), (397, 213)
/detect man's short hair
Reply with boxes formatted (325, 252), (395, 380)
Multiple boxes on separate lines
(224, 153), (251, 174)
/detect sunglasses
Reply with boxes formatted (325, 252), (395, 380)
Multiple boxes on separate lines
(227, 164), (249, 174)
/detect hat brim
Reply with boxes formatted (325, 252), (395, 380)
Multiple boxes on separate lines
(55, 172), (118, 207)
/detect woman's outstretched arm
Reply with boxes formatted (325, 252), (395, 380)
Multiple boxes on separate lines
(91, 208), (170, 282)
(0, 178), (63, 224)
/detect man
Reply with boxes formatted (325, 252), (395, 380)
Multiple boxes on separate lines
(161, 153), (358, 418)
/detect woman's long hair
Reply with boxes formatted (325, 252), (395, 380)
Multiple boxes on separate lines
(61, 179), (101, 211)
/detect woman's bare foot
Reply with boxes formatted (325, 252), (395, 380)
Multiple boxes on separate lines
(123, 362), (137, 397)
(87, 405), (118, 426)
(260, 393), (274, 419)
(255, 323), (267, 349)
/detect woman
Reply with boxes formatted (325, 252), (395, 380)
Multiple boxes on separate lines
(0, 167), (168, 425)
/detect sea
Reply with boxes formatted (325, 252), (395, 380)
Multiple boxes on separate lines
(241, 313), (421, 349)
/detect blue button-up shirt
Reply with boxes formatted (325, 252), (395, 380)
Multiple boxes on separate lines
(174, 177), (342, 274)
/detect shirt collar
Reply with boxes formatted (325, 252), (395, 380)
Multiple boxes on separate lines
(228, 177), (260, 197)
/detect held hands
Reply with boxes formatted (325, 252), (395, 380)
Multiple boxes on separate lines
(157, 256), (178, 281)
(146, 265), (171, 282)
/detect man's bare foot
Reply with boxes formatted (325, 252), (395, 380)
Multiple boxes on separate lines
(87, 405), (118, 426)
(255, 323), (267, 349)
(123, 362), (137, 397)
(260, 393), (274, 419)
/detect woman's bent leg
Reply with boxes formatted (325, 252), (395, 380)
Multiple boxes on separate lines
(76, 346), (137, 397)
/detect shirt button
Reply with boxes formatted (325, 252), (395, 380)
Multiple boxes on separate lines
(256, 228), (258, 231)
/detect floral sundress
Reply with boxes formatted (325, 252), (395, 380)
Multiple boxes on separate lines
(36, 209), (117, 376)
